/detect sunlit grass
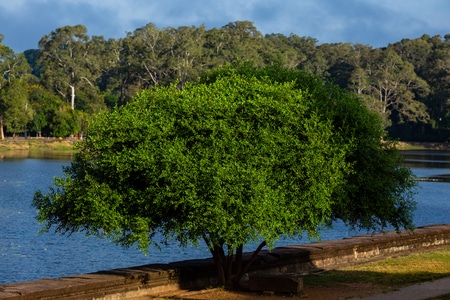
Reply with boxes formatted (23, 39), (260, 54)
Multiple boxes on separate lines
(304, 250), (450, 288)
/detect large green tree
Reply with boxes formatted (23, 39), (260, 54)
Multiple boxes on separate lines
(33, 66), (416, 287)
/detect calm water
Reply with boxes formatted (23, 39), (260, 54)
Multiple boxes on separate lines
(0, 150), (449, 284)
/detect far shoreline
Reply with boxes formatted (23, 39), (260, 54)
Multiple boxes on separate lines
(1, 138), (449, 153)
(395, 141), (450, 151)
(0, 137), (77, 152)
(0, 138), (77, 160)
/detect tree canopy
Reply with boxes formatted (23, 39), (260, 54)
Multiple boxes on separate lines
(33, 64), (416, 287)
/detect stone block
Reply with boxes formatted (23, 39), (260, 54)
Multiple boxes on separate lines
(248, 273), (303, 293)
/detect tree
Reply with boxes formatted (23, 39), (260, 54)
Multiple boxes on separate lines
(165, 25), (206, 89)
(410, 35), (450, 131)
(115, 23), (168, 103)
(38, 25), (109, 111)
(1, 35), (34, 139)
(29, 85), (67, 137)
(218, 21), (265, 66)
(349, 49), (430, 126)
(263, 33), (302, 68)
(33, 65), (416, 288)
(0, 79), (34, 137)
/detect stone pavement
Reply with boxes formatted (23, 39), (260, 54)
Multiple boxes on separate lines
(351, 276), (450, 300)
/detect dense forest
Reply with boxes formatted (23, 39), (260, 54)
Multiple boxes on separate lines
(1, 21), (449, 141)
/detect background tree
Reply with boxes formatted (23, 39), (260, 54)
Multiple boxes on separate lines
(166, 25), (206, 89)
(0, 34), (10, 139)
(38, 25), (107, 111)
(403, 35), (450, 134)
(262, 33), (305, 68)
(28, 85), (68, 137)
(50, 105), (80, 137)
(349, 49), (430, 127)
(218, 21), (265, 66)
(116, 24), (168, 102)
(33, 65), (416, 288)
(372, 50), (429, 123)
(0, 79), (34, 137)
(0, 36), (34, 139)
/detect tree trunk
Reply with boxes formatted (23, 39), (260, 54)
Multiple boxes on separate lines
(235, 245), (243, 279)
(70, 85), (75, 110)
(234, 241), (267, 286)
(225, 246), (234, 287)
(120, 76), (129, 105)
(0, 115), (4, 140)
(212, 245), (226, 286)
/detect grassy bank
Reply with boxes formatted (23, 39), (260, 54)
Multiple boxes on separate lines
(396, 141), (450, 151)
(304, 249), (450, 294)
(0, 138), (77, 152)
(2, 138), (449, 152)
(165, 249), (450, 299)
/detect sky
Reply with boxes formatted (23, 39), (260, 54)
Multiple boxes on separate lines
(1, 0), (449, 53)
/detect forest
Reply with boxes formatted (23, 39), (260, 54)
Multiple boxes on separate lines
(0, 21), (449, 142)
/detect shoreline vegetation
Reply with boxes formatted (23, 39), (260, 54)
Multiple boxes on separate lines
(1, 138), (449, 152)
(395, 141), (450, 151)
(0, 139), (449, 161)
(0, 138), (77, 160)
(0, 139), (448, 162)
(0, 137), (77, 151)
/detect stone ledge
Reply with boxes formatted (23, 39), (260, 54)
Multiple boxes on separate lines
(1, 224), (449, 299)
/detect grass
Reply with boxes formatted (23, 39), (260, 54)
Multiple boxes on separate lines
(0, 138), (76, 151)
(303, 249), (450, 289)
(395, 141), (450, 151)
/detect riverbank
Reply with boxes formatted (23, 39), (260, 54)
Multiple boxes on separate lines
(0, 138), (76, 152)
(1, 138), (449, 152)
(396, 141), (450, 151)
(0, 138), (76, 160)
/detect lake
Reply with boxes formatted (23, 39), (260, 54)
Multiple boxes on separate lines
(0, 150), (449, 284)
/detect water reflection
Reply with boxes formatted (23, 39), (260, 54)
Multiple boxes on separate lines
(402, 150), (450, 182)
(0, 150), (74, 161)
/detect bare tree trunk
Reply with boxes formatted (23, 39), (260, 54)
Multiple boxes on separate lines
(120, 75), (129, 105)
(70, 85), (75, 110)
(0, 115), (4, 140)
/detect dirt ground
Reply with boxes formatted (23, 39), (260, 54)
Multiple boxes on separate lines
(146, 282), (387, 299)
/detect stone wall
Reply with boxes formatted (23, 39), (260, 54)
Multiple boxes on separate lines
(1, 224), (449, 299)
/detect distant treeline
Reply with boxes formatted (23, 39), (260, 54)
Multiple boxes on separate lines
(0, 21), (449, 141)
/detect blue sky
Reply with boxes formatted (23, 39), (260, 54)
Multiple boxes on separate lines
(1, 0), (449, 53)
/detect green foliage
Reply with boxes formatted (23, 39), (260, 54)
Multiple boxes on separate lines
(204, 63), (417, 232)
(33, 65), (416, 286)
(38, 25), (111, 111)
(0, 79), (34, 136)
(50, 106), (80, 137)
(28, 85), (79, 137)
